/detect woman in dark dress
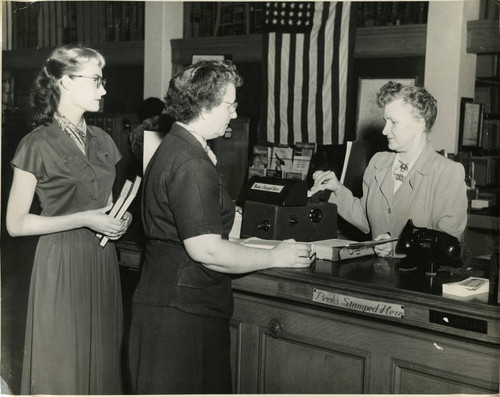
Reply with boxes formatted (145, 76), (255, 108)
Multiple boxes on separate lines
(128, 60), (312, 394)
(6, 44), (132, 394)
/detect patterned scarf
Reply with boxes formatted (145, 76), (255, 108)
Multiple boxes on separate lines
(54, 112), (87, 155)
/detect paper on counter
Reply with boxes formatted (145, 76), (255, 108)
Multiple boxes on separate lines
(236, 237), (358, 261)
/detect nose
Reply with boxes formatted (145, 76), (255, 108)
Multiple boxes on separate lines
(99, 86), (107, 95)
(382, 121), (390, 136)
(230, 110), (237, 119)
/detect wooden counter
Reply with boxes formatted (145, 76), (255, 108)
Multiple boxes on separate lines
(116, 239), (499, 394)
(229, 257), (499, 394)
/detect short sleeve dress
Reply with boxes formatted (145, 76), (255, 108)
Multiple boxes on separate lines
(128, 123), (236, 394)
(12, 120), (124, 395)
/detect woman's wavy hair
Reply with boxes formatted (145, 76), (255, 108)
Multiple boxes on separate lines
(376, 81), (438, 132)
(28, 44), (105, 127)
(165, 60), (243, 123)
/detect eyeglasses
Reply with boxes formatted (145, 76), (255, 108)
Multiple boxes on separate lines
(222, 100), (238, 113)
(69, 74), (106, 89)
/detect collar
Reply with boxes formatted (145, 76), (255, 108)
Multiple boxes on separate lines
(374, 142), (435, 191)
(373, 142), (434, 174)
(46, 117), (98, 138)
(176, 121), (207, 147)
(172, 122), (217, 166)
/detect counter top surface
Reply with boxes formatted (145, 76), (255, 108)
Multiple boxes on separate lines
(231, 256), (500, 344)
(117, 236), (499, 343)
(233, 256), (499, 312)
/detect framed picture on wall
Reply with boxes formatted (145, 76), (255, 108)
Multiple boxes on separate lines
(458, 97), (485, 150)
(355, 77), (416, 140)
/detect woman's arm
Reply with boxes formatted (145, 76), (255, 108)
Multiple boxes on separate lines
(311, 169), (371, 234)
(433, 161), (468, 240)
(184, 234), (312, 274)
(6, 167), (126, 237)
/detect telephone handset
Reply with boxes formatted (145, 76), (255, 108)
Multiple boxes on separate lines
(396, 219), (462, 274)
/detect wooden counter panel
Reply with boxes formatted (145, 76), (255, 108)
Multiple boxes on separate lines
(232, 258), (500, 345)
(232, 293), (499, 394)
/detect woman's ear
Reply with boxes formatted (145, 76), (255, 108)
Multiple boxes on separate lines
(200, 107), (210, 120)
(60, 75), (72, 90)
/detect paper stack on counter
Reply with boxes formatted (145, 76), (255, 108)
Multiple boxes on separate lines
(442, 277), (489, 297)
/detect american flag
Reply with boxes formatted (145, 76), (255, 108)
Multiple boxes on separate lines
(263, 2), (353, 145)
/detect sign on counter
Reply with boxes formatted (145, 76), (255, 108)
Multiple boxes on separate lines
(313, 288), (405, 319)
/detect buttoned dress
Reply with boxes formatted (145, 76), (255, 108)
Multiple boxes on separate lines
(331, 143), (468, 240)
(12, 121), (124, 395)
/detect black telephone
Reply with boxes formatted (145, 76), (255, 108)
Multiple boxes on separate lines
(396, 220), (462, 275)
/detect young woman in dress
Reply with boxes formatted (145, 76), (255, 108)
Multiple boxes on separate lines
(6, 44), (132, 395)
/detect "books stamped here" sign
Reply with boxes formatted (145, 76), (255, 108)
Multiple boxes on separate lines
(313, 288), (405, 319)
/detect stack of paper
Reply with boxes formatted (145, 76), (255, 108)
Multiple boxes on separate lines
(442, 277), (489, 297)
(98, 175), (142, 247)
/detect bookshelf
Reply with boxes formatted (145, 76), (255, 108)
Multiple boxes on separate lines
(182, 2), (428, 39)
(2, 1), (145, 51)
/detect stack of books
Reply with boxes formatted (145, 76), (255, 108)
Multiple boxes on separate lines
(97, 175), (141, 247)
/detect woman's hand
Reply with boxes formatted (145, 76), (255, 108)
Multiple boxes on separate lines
(373, 233), (393, 257)
(106, 211), (133, 241)
(83, 204), (127, 238)
(309, 170), (341, 196)
(271, 239), (312, 268)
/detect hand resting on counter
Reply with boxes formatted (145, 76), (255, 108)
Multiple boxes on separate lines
(184, 234), (312, 274)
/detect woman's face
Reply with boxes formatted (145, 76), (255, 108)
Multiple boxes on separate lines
(202, 83), (238, 139)
(382, 98), (425, 153)
(67, 59), (106, 113)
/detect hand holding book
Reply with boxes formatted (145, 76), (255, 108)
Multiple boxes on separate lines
(97, 176), (141, 247)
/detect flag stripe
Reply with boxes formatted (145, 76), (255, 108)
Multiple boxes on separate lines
(301, 32), (310, 144)
(330, 2), (343, 144)
(315, 2), (329, 145)
(338, 3), (351, 144)
(287, 34), (297, 144)
(274, 33), (282, 144)
(294, 34), (305, 143)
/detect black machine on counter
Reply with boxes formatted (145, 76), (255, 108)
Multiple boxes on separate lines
(396, 219), (463, 275)
(238, 176), (337, 242)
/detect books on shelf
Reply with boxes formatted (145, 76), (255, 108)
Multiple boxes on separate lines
(442, 277), (489, 297)
(98, 176), (141, 247)
(4, 1), (145, 50)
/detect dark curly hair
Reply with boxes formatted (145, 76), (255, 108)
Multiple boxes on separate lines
(28, 44), (105, 127)
(376, 81), (438, 132)
(165, 60), (243, 123)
